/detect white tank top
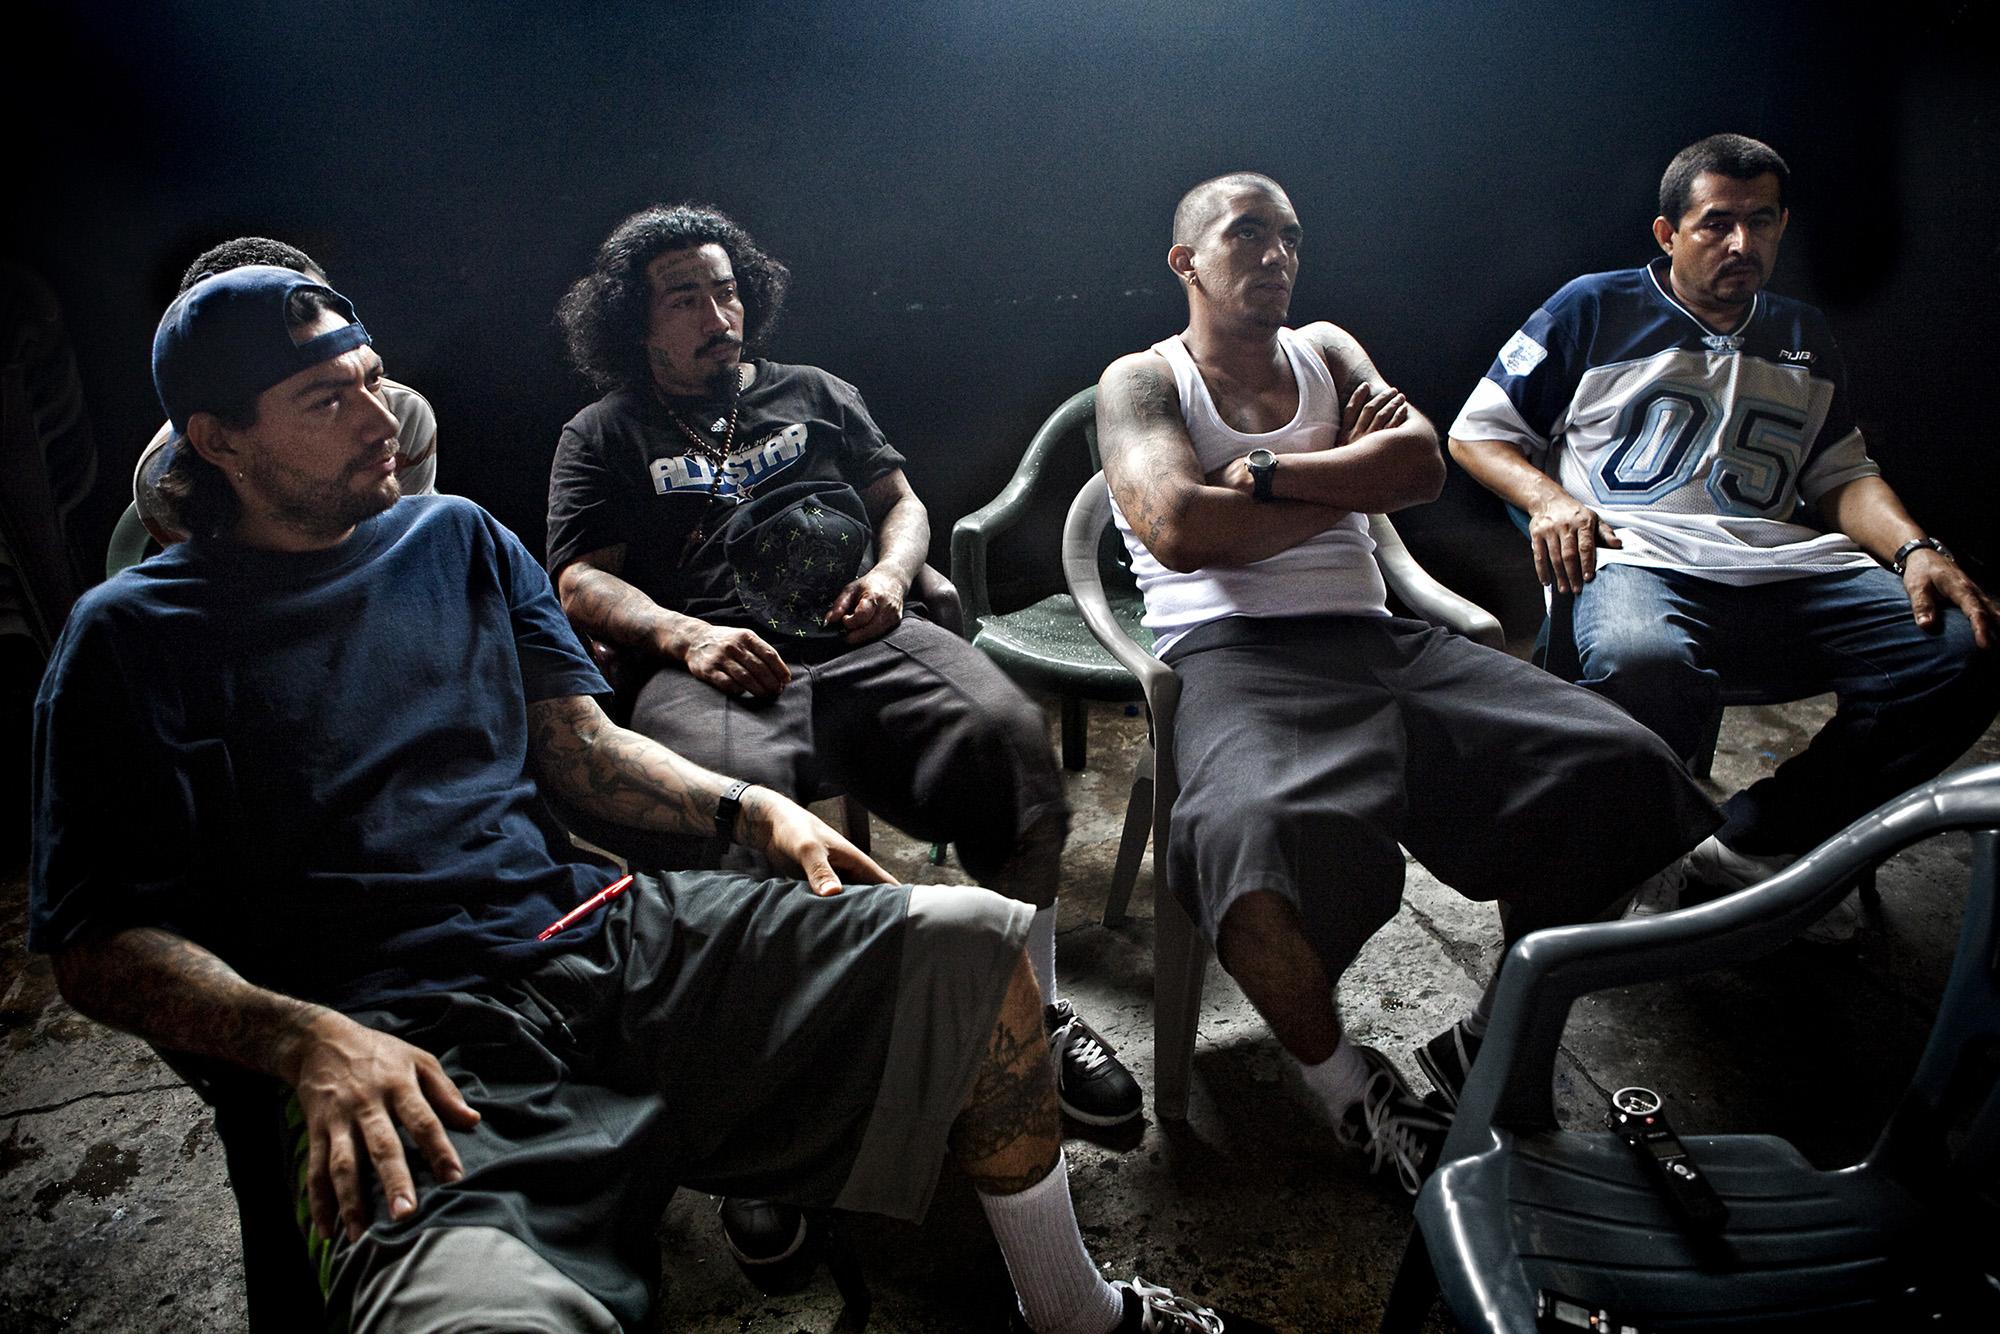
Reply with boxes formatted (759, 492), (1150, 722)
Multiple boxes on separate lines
(1112, 328), (1388, 655)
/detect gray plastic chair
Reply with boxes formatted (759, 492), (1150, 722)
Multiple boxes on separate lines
(1381, 761), (2000, 1333)
(1062, 471), (1506, 1119)
(103, 499), (154, 578)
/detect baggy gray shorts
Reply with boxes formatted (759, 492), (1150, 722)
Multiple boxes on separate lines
(1165, 615), (1719, 978)
(318, 872), (1032, 1330)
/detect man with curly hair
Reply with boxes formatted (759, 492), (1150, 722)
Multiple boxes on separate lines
(547, 205), (1142, 1272)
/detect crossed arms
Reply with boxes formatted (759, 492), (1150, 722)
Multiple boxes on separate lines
(49, 693), (888, 1245)
(1096, 322), (1444, 572)
(558, 470), (929, 696)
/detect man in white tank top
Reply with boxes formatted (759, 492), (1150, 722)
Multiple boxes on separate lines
(1097, 174), (1720, 1195)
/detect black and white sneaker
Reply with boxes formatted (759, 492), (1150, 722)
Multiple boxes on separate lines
(1333, 1045), (1451, 1196)
(1413, 1019), (1482, 1111)
(1108, 1275), (1274, 1332)
(1046, 1000), (1143, 1127)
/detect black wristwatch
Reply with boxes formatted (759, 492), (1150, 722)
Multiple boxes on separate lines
(714, 779), (753, 845)
(1247, 448), (1277, 502)
(1890, 537), (1953, 576)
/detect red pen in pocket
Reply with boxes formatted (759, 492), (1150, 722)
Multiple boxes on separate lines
(538, 874), (635, 941)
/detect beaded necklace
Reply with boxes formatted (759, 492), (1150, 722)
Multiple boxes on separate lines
(664, 366), (749, 560)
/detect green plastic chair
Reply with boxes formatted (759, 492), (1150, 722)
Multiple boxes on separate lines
(1381, 762), (2000, 1333)
(1064, 471), (1506, 1119)
(952, 387), (1157, 922)
(952, 387), (1145, 766)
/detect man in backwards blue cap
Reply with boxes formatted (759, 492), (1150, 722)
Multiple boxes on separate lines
(30, 266), (1266, 1332)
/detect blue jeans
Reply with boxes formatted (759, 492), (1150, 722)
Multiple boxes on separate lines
(1569, 563), (2000, 855)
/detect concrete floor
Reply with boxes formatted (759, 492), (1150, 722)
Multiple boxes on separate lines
(4, 692), (1996, 1333)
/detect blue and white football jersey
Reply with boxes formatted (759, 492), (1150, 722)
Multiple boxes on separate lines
(1450, 258), (1880, 584)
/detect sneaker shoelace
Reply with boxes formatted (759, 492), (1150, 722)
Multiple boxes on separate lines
(1126, 1275), (1225, 1333)
(1352, 1065), (1437, 1195)
(1051, 1007), (1117, 1075)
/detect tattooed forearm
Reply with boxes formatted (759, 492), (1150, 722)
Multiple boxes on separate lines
(526, 694), (721, 836)
(558, 553), (704, 662)
(52, 927), (330, 1081)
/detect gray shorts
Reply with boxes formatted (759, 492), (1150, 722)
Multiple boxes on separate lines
(630, 616), (1069, 896)
(317, 872), (1032, 1330)
(1165, 615), (1719, 978)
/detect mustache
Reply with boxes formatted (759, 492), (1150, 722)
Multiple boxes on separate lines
(700, 333), (744, 355)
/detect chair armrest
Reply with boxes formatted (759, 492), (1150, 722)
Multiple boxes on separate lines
(105, 500), (155, 578)
(1063, 473), (1180, 756)
(1367, 513), (1506, 651)
(1445, 763), (2000, 1149)
(910, 563), (965, 639)
(950, 387), (1096, 625)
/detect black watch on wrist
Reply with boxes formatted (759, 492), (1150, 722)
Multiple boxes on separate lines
(714, 779), (753, 845)
(1890, 537), (1952, 576)
(1247, 448), (1277, 502)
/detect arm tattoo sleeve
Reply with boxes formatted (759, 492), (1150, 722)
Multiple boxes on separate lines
(526, 694), (720, 836)
(1101, 362), (1192, 549)
(562, 558), (667, 646)
(52, 927), (329, 1080)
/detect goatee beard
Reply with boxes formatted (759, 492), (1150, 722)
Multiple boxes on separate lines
(704, 360), (744, 403)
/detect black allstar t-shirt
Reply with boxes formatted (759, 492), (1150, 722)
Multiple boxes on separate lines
(546, 360), (905, 613)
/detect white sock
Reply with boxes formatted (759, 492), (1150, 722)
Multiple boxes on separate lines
(978, 1152), (1125, 1334)
(1028, 904), (1058, 1007)
(1297, 1036), (1371, 1119)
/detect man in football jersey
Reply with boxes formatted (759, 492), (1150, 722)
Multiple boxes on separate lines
(1450, 134), (2000, 933)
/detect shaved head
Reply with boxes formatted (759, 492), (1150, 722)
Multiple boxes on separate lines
(1172, 172), (1288, 246)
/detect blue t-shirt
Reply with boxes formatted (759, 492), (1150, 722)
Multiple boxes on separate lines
(31, 496), (618, 1012)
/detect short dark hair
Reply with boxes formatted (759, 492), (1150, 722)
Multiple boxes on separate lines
(157, 287), (344, 538)
(177, 237), (324, 294)
(1172, 172), (1287, 247)
(556, 204), (790, 395)
(1659, 134), (1789, 226)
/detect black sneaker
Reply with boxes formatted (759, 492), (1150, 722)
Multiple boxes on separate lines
(1108, 1275), (1275, 1332)
(716, 1196), (814, 1293)
(1413, 1019), (1482, 1111)
(1046, 1000), (1143, 1127)
(1333, 1045), (1451, 1196)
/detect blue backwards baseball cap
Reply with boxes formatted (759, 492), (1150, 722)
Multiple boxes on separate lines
(152, 264), (372, 434)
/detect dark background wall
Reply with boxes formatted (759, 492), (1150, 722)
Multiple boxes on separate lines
(8, 0), (1997, 638)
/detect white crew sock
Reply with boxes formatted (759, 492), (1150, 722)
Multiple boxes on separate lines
(1028, 904), (1059, 1006)
(978, 1152), (1126, 1334)
(1297, 1035), (1371, 1119)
